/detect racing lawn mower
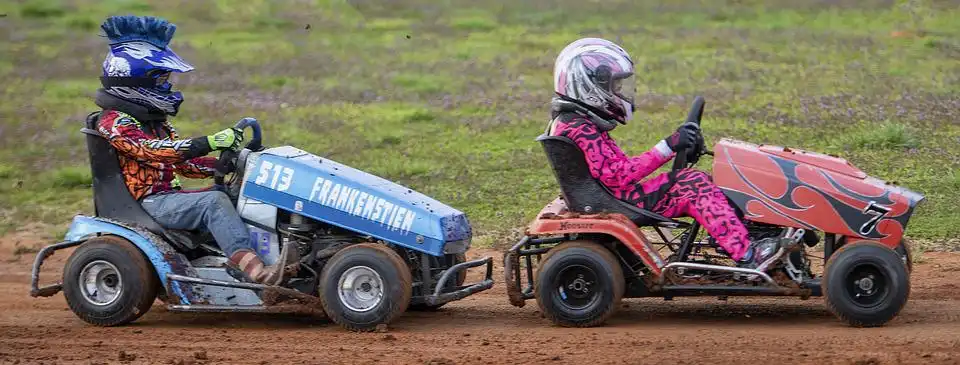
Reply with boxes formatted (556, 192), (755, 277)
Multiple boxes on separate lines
(505, 96), (922, 328)
(30, 114), (493, 331)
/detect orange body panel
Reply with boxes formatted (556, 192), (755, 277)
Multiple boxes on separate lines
(526, 197), (666, 275)
(712, 138), (924, 248)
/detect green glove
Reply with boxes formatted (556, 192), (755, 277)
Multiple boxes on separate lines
(207, 127), (243, 151)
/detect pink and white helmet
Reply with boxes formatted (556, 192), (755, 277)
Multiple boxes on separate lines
(553, 38), (636, 123)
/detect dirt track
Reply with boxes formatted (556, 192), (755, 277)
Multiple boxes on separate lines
(2, 243), (960, 365)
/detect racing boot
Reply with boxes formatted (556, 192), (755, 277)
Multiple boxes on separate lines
(228, 243), (300, 285)
(735, 237), (781, 271)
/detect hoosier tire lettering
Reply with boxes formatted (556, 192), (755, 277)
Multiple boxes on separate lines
(559, 222), (594, 230)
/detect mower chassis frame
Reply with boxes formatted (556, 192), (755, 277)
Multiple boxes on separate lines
(504, 232), (823, 308)
(31, 238), (494, 313)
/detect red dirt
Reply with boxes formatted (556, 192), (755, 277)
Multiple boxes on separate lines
(2, 244), (960, 365)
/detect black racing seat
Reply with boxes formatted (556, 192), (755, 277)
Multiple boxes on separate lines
(537, 134), (690, 229)
(82, 112), (201, 252)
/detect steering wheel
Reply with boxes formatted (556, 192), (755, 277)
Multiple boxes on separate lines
(670, 96), (706, 172)
(214, 117), (263, 188)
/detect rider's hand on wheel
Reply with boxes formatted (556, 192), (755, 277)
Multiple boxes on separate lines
(686, 132), (705, 162)
(207, 127), (244, 151)
(665, 122), (701, 152)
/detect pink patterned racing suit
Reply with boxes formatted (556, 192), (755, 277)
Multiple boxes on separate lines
(548, 113), (751, 260)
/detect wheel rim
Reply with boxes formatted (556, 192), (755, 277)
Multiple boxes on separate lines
(844, 263), (889, 308)
(337, 266), (384, 313)
(554, 264), (600, 310)
(79, 260), (123, 306)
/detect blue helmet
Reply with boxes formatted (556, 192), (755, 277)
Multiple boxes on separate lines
(99, 15), (194, 116)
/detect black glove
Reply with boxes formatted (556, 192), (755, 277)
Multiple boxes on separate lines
(665, 122), (701, 152)
(686, 132), (705, 162)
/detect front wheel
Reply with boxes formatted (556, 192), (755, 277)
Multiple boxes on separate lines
(62, 235), (159, 326)
(534, 240), (624, 327)
(319, 243), (413, 331)
(822, 241), (910, 327)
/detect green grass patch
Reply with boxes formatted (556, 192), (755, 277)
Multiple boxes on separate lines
(365, 18), (413, 31)
(46, 166), (92, 189)
(2, 0), (959, 249)
(0, 164), (15, 179)
(837, 122), (920, 150)
(19, 0), (67, 19)
(391, 73), (454, 94)
(449, 15), (498, 32)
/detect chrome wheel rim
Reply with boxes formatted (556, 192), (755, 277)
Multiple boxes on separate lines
(337, 266), (384, 313)
(79, 260), (123, 306)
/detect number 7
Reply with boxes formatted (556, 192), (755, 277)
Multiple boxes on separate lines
(859, 201), (890, 236)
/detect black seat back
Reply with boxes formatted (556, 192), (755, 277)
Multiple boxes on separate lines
(82, 112), (190, 249)
(537, 133), (682, 227)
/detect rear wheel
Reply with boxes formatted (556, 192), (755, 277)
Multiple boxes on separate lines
(62, 235), (159, 326)
(319, 243), (413, 331)
(534, 240), (624, 327)
(822, 241), (909, 327)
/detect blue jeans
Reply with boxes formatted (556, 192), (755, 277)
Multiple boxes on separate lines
(141, 190), (251, 256)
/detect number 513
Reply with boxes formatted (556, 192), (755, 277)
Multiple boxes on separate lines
(254, 160), (294, 192)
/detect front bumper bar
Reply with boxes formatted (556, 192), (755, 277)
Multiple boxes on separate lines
(420, 256), (495, 306)
(29, 240), (84, 298)
(504, 236), (566, 307)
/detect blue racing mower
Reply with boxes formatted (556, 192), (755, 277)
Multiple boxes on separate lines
(29, 114), (494, 331)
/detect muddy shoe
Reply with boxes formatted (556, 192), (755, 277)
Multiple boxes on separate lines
(277, 241), (301, 277)
(228, 246), (300, 286)
(736, 237), (781, 271)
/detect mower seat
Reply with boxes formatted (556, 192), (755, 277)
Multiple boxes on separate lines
(82, 112), (201, 252)
(537, 134), (690, 229)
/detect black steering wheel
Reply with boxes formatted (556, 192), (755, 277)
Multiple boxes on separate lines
(214, 117), (263, 187)
(670, 96), (706, 172)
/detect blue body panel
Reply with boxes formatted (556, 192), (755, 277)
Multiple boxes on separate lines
(64, 216), (196, 305)
(242, 148), (472, 257)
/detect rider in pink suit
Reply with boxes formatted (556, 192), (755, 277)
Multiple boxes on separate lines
(547, 38), (776, 268)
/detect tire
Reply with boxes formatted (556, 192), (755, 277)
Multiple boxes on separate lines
(319, 243), (413, 331)
(838, 237), (912, 274)
(409, 253), (467, 311)
(534, 240), (624, 327)
(822, 241), (910, 327)
(62, 235), (159, 326)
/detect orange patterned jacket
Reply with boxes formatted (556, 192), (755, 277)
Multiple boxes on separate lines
(96, 110), (217, 200)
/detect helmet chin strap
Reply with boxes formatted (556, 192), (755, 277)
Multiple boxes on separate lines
(550, 97), (620, 132)
(95, 88), (168, 124)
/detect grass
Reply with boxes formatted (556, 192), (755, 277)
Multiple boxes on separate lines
(0, 0), (958, 248)
(12, 245), (39, 255)
(837, 122), (921, 150)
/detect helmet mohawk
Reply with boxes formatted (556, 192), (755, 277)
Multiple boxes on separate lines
(100, 15), (177, 48)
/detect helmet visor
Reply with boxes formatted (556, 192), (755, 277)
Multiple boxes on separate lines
(611, 72), (636, 121)
(148, 70), (174, 92)
(611, 72), (636, 106)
